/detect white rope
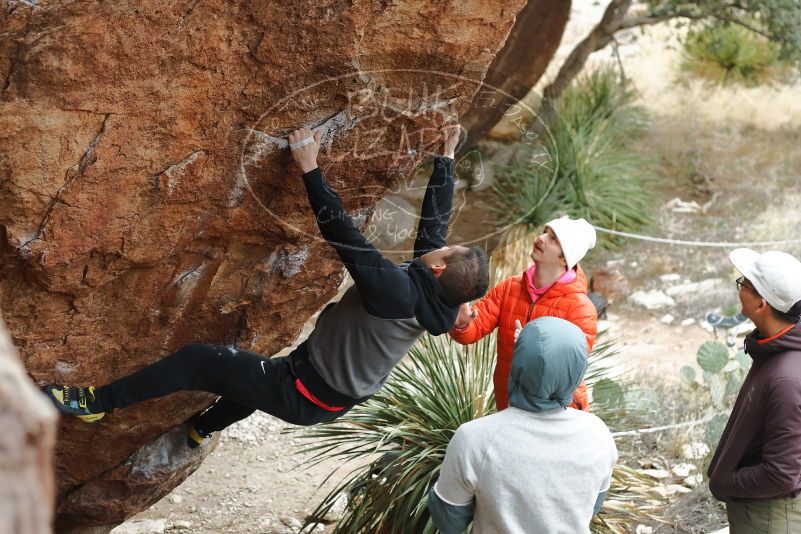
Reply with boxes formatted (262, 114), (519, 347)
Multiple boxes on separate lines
(611, 414), (714, 438)
(594, 226), (801, 248)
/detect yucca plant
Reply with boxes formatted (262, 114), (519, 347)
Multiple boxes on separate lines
(298, 335), (496, 533)
(489, 147), (566, 230)
(297, 331), (662, 533)
(682, 22), (788, 86)
(491, 65), (653, 237)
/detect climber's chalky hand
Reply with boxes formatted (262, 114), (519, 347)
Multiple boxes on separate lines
(440, 123), (461, 159)
(289, 127), (321, 174)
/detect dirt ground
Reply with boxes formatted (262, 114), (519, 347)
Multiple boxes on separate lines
(114, 4), (801, 534)
(113, 411), (346, 534)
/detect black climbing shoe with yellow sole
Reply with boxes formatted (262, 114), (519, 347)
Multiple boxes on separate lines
(43, 385), (105, 423)
(186, 421), (212, 449)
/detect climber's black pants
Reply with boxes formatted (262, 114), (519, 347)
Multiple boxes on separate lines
(92, 344), (352, 430)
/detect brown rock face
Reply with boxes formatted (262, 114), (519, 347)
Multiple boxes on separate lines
(1, 0), (568, 529)
(0, 313), (58, 534)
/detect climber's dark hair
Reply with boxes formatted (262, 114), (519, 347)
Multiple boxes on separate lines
(439, 246), (490, 306)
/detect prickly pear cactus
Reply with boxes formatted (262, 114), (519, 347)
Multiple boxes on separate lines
(680, 340), (751, 448)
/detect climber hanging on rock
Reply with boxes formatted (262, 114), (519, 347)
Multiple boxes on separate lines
(44, 123), (489, 448)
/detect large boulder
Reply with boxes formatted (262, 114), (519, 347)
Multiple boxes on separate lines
(0, 313), (58, 534)
(0, 0), (569, 530)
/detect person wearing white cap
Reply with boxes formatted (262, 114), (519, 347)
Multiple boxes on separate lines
(449, 216), (598, 411)
(708, 249), (801, 533)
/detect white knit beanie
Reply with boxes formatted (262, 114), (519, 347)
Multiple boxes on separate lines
(545, 217), (597, 270)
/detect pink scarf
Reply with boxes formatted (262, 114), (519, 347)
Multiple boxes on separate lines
(524, 264), (577, 304)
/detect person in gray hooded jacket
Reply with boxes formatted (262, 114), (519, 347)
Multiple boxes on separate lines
(428, 316), (617, 534)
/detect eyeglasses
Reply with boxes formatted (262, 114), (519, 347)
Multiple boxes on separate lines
(736, 276), (757, 294)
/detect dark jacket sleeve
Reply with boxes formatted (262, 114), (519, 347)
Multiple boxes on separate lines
(413, 156), (455, 257)
(728, 378), (801, 499)
(427, 486), (474, 534)
(302, 168), (412, 319)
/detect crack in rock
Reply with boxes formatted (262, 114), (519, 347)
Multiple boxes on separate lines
(154, 150), (207, 195)
(2, 58), (15, 91)
(229, 110), (357, 207)
(21, 113), (111, 249)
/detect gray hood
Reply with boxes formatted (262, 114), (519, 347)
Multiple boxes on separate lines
(508, 316), (588, 412)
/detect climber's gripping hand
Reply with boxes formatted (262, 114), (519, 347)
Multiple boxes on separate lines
(289, 127), (321, 174)
(440, 123), (460, 160)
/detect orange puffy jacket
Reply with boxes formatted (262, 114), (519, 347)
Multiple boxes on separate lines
(450, 265), (597, 411)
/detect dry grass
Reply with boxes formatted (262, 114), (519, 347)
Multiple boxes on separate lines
(495, 21), (801, 135)
(750, 192), (801, 252)
(612, 373), (725, 534)
(657, 487), (728, 534)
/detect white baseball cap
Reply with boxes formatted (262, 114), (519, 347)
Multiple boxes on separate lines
(730, 248), (801, 313)
(545, 217), (597, 270)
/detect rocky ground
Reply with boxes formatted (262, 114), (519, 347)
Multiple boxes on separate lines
(111, 412), (346, 534)
(113, 3), (801, 533)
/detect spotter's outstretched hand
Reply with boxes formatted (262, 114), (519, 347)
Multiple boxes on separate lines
(454, 302), (478, 329)
(513, 319), (523, 343)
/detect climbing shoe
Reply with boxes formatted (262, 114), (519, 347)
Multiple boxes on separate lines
(43, 385), (105, 423)
(186, 420), (212, 449)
